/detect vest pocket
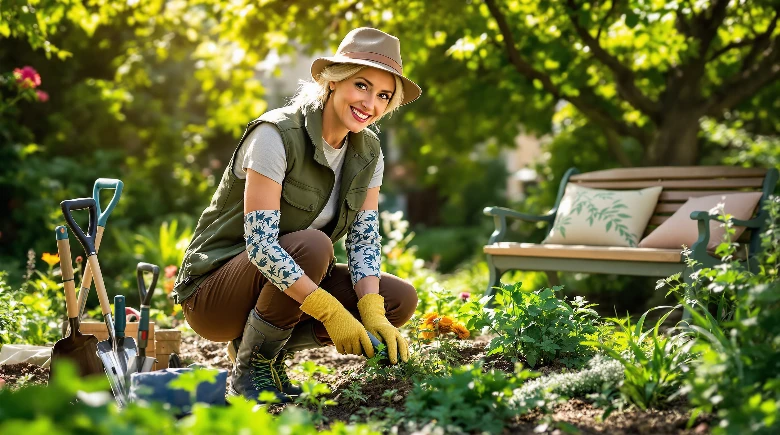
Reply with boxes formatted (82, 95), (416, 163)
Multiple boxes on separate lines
(346, 187), (368, 211)
(281, 179), (322, 212)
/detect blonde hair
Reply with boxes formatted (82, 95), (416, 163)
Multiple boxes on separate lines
(289, 63), (405, 124)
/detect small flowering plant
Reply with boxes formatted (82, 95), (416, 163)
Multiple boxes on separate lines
(419, 312), (470, 341)
(1, 66), (49, 114)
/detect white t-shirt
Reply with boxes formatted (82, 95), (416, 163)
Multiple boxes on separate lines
(233, 123), (384, 229)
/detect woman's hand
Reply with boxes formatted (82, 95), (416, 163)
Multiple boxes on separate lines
(300, 288), (374, 356)
(357, 293), (409, 364)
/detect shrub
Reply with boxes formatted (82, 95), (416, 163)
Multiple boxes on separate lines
(404, 364), (539, 434)
(675, 197), (780, 434)
(461, 282), (599, 368)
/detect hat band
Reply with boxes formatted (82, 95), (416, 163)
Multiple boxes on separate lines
(340, 51), (403, 75)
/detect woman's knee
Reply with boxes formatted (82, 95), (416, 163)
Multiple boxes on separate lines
(382, 277), (418, 327)
(280, 229), (334, 284)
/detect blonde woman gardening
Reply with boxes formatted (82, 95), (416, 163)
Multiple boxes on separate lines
(173, 27), (422, 403)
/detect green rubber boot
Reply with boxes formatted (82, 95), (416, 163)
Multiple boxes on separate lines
(227, 318), (325, 397)
(228, 310), (292, 403)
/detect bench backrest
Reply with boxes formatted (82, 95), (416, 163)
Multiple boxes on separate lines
(559, 166), (777, 251)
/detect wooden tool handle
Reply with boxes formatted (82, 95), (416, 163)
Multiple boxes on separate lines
(87, 255), (111, 317)
(55, 226), (78, 319)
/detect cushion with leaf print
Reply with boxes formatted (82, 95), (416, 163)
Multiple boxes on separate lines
(543, 184), (663, 247)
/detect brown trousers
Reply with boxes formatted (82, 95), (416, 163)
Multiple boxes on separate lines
(182, 229), (418, 343)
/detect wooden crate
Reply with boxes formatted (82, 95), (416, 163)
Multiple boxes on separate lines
(79, 322), (157, 362)
(153, 329), (182, 370)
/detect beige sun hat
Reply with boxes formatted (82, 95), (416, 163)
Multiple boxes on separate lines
(311, 27), (422, 105)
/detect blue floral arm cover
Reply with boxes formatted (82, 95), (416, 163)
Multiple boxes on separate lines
(244, 210), (304, 292)
(346, 210), (382, 286)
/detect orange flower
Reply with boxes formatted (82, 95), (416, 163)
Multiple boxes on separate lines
(438, 316), (454, 333)
(423, 312), (439, 326)
(420, 331), (436, 340)
(164, 280), (174, 294)
(41, 252), (60, 267)
(452, 324), (470, 339)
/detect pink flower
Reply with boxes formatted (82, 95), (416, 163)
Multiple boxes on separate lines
(13, 66), (41, 89)
(165, 265), (178, 278)
(75, 256), (83, 264)
(459, 291), (471, 301)
(36, 90), (49, 102)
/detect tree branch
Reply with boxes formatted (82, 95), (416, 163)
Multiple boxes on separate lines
(596, 0), (619, 40)
(483, 0), (648, 145)
(706, 35), (780, 116)
(708, 38), (757, 62)
(564, 0), (661, 121)
(739, 9), (779, 72)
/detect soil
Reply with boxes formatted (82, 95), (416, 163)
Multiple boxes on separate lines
(0, 362), (50, 390)
(1, 333), (711, 434)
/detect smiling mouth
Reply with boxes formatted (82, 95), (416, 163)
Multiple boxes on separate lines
(351, 106), (370, 122)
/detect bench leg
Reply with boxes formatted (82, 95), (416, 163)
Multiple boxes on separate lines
(545, 271), (561, 287)
(485, 254), (502, 303)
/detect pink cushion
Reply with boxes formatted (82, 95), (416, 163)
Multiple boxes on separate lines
(638, 192), (763, 250)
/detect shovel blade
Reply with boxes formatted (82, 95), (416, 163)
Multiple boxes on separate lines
(97, 339), (127, 406)
(51, 333), (103, 380)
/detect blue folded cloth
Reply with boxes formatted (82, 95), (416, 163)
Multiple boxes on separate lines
(128, 366), (227, 411)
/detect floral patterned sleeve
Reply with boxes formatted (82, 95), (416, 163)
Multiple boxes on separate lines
(244, 210), (304, 291)
(345, 210), (382, 286)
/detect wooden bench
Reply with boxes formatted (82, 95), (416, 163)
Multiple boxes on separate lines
(483, 166), (779, 299)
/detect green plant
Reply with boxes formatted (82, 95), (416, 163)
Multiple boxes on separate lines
(0, 360), (377, 434)
(404, 364), (540, 434)
(340, 382), (367, 407)
(0, 252), (67, 346)
(462, 282), (599, 368)
(514, 354), (624, 403)
(294, 361), (337, 424)
(586, 306), (695, 410)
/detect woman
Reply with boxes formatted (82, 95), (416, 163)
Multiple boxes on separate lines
(173, 27), (422, 403)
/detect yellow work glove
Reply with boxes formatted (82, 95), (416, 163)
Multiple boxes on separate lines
(357, 294), (409, 364)
(300, 288), (374, 357)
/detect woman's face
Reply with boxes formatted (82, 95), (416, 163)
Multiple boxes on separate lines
(329, 67), (396, 133)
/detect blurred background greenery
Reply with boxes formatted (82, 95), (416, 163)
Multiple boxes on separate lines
(1, 0), (778, 315)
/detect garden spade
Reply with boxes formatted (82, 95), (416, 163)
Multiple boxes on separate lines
(61, 197), (126, 406)
(50, 226), (103, 380)
(113, 295), (138, 377)
(63, 178), (123, 337)
(127, 262), (159, 377)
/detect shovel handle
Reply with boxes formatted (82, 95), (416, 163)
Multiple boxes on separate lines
(93, 178), (123, 228)
(55, 226), (79, 319)
(115, 295), (126, 339)
(136, 262), (159, 306)
(136, 262), (159, 351)
(61, 198), (98, 255)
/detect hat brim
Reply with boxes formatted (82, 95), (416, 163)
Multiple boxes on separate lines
(311, 56), (422, 106)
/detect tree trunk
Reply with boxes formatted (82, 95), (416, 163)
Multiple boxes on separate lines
(644, 110), (702, 166)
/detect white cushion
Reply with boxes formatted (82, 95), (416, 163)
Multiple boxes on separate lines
(543, 184), (663, 247)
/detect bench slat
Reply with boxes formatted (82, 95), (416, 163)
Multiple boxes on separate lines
(573, 177), (765, 190)
(569, 166), (767, 181)
(659, 190), (761, 201)
(484, 243), (682, 263)
(654, 203), (683, 213)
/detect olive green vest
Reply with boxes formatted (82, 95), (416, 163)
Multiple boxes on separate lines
(172, 106), (380, 303)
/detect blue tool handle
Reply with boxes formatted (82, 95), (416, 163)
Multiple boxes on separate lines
(114, 295), (126, 339)
(365, 331), (390, 363)
(60, 198), (98, 255)
(93, 178), (123, 227)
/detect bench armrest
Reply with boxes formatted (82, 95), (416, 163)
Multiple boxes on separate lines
(483, 207), (556, 244)
(688, 211), (765, 267)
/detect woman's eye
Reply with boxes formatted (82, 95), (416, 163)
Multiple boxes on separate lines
(379, 93), (390, 101)
(356, 82), (367, 90)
